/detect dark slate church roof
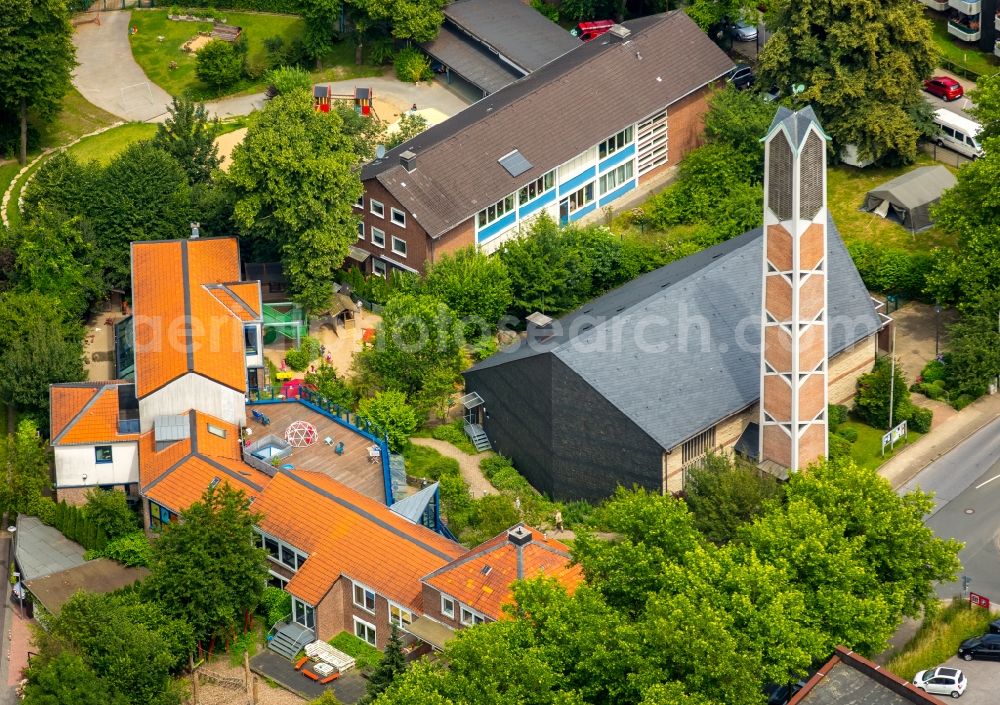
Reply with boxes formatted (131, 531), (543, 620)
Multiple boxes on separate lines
(467, 218), (881, 451)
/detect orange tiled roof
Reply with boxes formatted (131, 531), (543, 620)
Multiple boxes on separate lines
(50, 383), (139, 446)
(422, 525), (583, 620)
(131, 238), (261, 398)
(254, 471), (466, 608)
(140, 410), (270, 513)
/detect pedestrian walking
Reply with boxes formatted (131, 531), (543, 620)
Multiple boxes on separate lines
(554, 509), (563, 532)
(514, 496), (521, 513)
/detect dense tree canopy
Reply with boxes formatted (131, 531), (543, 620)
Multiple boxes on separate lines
(227, 89), (363, 311)
(424, 247), (514, 338)
(143, 484), (267, 645)
(357, 390), (419, 452)
(22, 653), (127, 705)
(684, 453), (783, 545)
(0, 418), (51, 515)
(152, 97), (221, 185)
(347, 0), (447, 42)
(0, 0), (76, 164)
(758, 0), (936, 163)
(374, 459), (959, 705)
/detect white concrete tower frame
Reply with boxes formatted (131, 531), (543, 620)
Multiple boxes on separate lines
(758, 106), (831, 473)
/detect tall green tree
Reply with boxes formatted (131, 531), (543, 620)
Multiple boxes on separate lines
(84, 487), (139, 540)
(21, 151), (99, 221)
(300, 0), (340, 68)
(703, 85), (775, 180)
(424, 247), (514, 338)
(758, 0), (936, 163)
(346, 0), (446, 42)
(362, 624), (408, 704)
(854, 356), (911, 429)
(0, 291), (85, 422)
(684, 453), (783, 545)
(944, 289), (1000, 398)
(91, 141), (192, 288)
(143, 484), (268, 646)
(195, 39), (244, 90)
(353, 293), (464, 398)
(22, 653), (128, 705)
(0, 418), (51, 514)
(386, 112), (429, 150)
(0, 0), (76, 164)
(357, 391), (419, 452)
(153, 97), (221, 185)
(227, 90), (363, 311)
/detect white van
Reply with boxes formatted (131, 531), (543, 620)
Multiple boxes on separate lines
(933, 109), (983, 159)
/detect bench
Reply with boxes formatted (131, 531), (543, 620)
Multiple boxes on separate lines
(293, 656), (308, 671)
(303, 670), (320, 681)
(320, 673), (341, 684)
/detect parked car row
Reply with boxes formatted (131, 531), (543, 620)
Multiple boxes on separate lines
(909, 622), (1000, 700)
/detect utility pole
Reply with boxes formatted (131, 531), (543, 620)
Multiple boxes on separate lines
(888, 325), (897, 430)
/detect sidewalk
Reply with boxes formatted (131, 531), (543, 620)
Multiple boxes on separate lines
(409, 437), (497, 498)
(878, 392), (1000, 489)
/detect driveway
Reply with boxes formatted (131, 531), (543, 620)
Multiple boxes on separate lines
(74, 11), (472, 124)
(72, 11), (174, 122)
(932, 654), (1000, 705)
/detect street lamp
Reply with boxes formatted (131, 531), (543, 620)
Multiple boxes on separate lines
(8, 525), (24, 619)
(934, 304), (942, 359)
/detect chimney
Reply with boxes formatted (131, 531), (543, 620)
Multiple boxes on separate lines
(508, 525), (531, 579)
(759, 107), (830, 473)
(399, 150), (416, 172)
(190, 222), (200, 239)
(608, 24), (631, 41)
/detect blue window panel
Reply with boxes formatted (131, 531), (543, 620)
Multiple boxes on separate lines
(599, 143), (635, 173)
(518, 188), (556, 218)
(477, 211), (517, 242)
(598, 179), (637, 208)
(568, 202), (597, 222)
(559, 166), (596, 196)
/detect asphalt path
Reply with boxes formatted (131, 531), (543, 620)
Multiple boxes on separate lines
(900, 417), (1000, 600)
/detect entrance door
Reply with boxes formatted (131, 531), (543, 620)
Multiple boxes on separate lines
(559, 198), (569, 226)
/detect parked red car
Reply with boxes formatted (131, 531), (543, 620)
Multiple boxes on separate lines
(923, 76), (964, 101)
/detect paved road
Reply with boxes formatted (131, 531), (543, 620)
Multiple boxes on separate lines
(900, 417), (1000, 599)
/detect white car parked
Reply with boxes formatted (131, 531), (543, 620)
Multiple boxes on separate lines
(913, 666), (967, 698)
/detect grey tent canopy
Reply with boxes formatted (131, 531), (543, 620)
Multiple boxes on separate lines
(862, 165), (956, 232)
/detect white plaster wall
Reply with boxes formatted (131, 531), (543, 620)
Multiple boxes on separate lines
(54, 442), (139, 488)
(139, 374), (245, 432)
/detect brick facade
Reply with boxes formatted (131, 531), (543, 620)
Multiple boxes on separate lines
(828, 334), (877, 405)
(357, 179), (432, 275)
(663, 86), (713, 169)
(56, 486), (92, 506)
(420, 583), (465, 631)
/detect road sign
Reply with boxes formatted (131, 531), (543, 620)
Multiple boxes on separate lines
(970, 592), (990, 609)
(881, 420), (908, 455)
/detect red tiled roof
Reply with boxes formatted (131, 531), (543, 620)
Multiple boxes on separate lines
(140, 411), (270, 513)
(131, 238), (261, 399)
(254, 471), (466, 608)
(50, 383), (139, 446)
(423, 525), (583, 620)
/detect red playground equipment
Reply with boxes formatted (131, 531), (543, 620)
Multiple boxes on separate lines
(313, 85), (376, 118)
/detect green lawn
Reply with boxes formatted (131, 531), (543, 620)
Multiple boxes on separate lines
(67, 122), (159, 165)
(827, 154), (958, 253)
(327, 632), (382, 671)
(38, 87), (119, 147)
(926, 10), (1000, 80)
(129, 9), (380, 100)
(5, 153), (52, 228)
(0, 160), (22, 202)
(839, 419), (924, 471)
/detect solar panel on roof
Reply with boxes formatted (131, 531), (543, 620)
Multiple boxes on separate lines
(498, 150), (532, 177)
(154, 415), (190, 442)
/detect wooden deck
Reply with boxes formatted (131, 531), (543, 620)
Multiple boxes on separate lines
(245, 401), (386, 502)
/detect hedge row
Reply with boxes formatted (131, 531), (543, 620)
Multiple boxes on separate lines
(166, 0), (302, 14)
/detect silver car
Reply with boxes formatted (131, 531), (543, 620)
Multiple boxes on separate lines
(730, 21), (758, 42)
(913, 666), (967, 698)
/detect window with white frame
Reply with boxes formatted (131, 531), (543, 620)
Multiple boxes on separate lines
(353, 581), (376, 613)
(293, 598), (315, 630)
(372, 259), (387, 278)
(370, 199), (384, 217)
(441, 594), (455, 619)
(256, 530), (308, 571)
(599, 126), (634, 159)
(599, 161), (634, 195)
(567, 183), (594, 213)
(207, 423), (227, 438)
(357, 221), (365, 240)
(354, 195), (363, 209)
(280, 544), (308, 571)
(476, 194), (515, 229)
(371, 227), (385, 248)
(354, 617), (377, 646)
(267, 571), (288, 590)
(391, 236), (407, 257)
(460, 605), (485, 626)
(389, 602), (413, 629)
(518, 170), (555, 205)
(390, 208), (406, 226)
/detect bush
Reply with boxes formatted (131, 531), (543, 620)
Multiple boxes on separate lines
(846, 241), (933, 298)
(84, 489), (138, 540)
(284, 337), (321, 371)
(328, 632), (382, 672)
(427, 419), (478, 455)
(828, 433), (852, 460)
(530, 0), (559, 21)
(265, 65), (311, 95)
(258, 586), (292, 626)
(921, 359), (947, 384)
(367, 37), (395, 65)
(952, 394), (976, 411)
(828, 404), (849, 431)
(907, 405), (934, 433)
(86, 531), (152, 567)
(357, 391), (419, 453)
(836, 427), (858, 443)
(195, 40), (245, 90)
(28, 495), (57, 525)
(480, 454), (511, 481)
(394, 46), (433, 83)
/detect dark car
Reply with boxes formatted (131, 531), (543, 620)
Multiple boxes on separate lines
(958, 633), (1000, 661)
(763, 679), (807, 705)
(727, 64), (755, 90)
(989, 618), (1000, 634)
(924, 76), (964, 102)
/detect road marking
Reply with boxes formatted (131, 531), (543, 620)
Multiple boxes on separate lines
(975, 474), (1000, 490)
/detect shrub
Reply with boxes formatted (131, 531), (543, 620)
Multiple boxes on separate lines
(394, 46), (433, 83)
(84, 489), (138, 540)
(887, 599), (995, 680)
(195, 40), (244, 90)
(827, 404), (849, 431)
(328, 632), (382, 672)
(428, 419), (478, 455)
(367, 37), (395, 65)
(258, 586), (292, 626)
(921, 359), (947, 384)
(480, 455), (512, 481)
(265, 66), (311, 95)
(828, 433), (852, 460)
(836, 427), (858, 443)
(846, 241), (933, 298)
(284, 337), (320, 371)
(28, 495), (57, 525)
(530, 0), (559, 21)
(404, 444), (460, 480)
(952, 394), (976, 411)
(357, 391), (419, 453)
(86, 531), (152, 567)
(907, 405), (934, 433)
